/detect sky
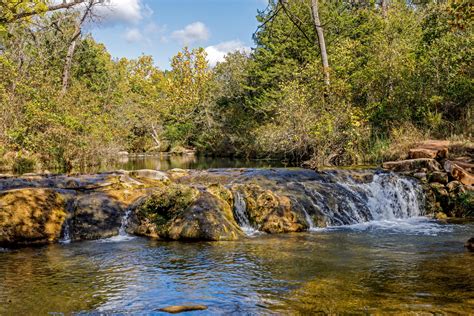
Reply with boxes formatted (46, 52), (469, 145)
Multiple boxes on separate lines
(84, 0), (269, 69)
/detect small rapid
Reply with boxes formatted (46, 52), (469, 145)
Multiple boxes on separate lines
(99, 206), (135, 243)
(233, 191), (260, 236)
(231, 169), (427, 234)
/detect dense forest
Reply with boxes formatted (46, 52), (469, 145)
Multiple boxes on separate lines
(0, 0), (472, 172)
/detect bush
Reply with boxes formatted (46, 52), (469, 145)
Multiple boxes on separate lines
(12, 156), (36, 174)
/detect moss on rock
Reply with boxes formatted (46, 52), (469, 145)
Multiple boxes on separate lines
(133, 183), (199, 237)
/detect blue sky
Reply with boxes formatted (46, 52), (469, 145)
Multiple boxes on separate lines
(86, 0), (268, 69)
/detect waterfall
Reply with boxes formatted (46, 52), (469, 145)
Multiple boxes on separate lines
(232, 191), (259, 236)
(60, 220), (71, 244)
(118, 206), (133, 236)
(338, 173), (424, 221)
(292, 171), (424, 228)
(99, 206), (135, 243)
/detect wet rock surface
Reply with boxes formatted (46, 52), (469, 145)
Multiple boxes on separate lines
(0, 168), (428, 246)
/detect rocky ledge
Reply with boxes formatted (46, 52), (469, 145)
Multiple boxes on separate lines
(0, 168), (319, 246)
(383, 140), (474, 218)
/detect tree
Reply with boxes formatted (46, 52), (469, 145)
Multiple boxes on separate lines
(309, 0), (329, 85)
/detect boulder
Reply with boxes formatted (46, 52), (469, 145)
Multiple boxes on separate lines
(465, 237), (474, 252)
(444, 161), (474, 186)
(70, 193), (125, 240)
(128, 184), (242, 241)
(382, 159), (442, 173)
(0, 188), (67, 245)
(412, 172), (427, 182)
(446, 181), (465, 194)
(430, 182), (448, 198)
(450, 160), (474, 173)
(166, 191), (243, 241)
(129, 169), (169, 182)
(415, 140), (449, 159)
(158, 305), (208, 313)
(428, 171), (449, 185)
(236, 184), (308, 233)
(408, 148), (438, 159)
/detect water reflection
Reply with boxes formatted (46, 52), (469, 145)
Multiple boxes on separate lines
(83, 155), (290, 174)
(0, 222), (472, 314)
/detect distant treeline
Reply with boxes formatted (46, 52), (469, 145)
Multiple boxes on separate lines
(0, 0), (472, 171)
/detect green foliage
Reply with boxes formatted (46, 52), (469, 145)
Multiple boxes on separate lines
(455, 192), (474, 218)
(12, 155), (36, 174)
(138, 184), (198, 227)
(0, 0), (472, 170)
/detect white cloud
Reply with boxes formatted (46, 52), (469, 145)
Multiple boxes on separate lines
(205, 40), (251, 67)
(122, 22), (167, 44)
(171, 22), (210, 44)
(124, 28), (143, 42)
(94, 0), (151, 25)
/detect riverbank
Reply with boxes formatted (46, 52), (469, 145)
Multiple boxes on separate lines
(381, 140), (473, 218)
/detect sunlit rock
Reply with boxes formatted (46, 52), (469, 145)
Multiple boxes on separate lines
(0, 188), (67, 245)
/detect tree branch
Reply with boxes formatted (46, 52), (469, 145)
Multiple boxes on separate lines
(10, 0), (87, 23)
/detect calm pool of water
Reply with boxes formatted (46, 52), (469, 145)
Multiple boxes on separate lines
(1, 219), (472, 315)
(80, 155), (291, 174)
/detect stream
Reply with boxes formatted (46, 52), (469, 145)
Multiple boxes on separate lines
(0, 220), (472, 314)
(0, 157), (473, 314)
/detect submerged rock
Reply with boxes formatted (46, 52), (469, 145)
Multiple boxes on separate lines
(158, 305), (208, 313)
(0, 188), (67, 245)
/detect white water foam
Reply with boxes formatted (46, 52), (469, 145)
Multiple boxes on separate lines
(99, 207), (136, 243)
(299, 172), (434, 233)
(333, 172), (424, 223)
(324, 217), (453, 236)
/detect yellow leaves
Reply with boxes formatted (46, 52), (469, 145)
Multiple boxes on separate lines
(164, 47), (213, 122)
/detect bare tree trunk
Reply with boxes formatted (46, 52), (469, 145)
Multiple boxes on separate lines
(381, 0), (388, 18)
(60, 1), (95, 95)
(61, 31), (80, 94)
(310, 0), (330, 86)
(150, 123), (162, 149)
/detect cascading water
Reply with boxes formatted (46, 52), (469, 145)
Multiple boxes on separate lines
(60, 220), (71, 244)
(232, 169), (426, 233)
(232, 191), (259, 236)
(350, 173), (424, 220)
(100, 206), (135, 243)
(118, 206), (133, 236)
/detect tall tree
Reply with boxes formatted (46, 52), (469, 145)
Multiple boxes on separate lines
(309, 0), (330, 85)
(61, 1), (97, 94)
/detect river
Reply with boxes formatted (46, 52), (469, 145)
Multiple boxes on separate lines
(0, 157), (473, 314)
(0, 219), (472, 314)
